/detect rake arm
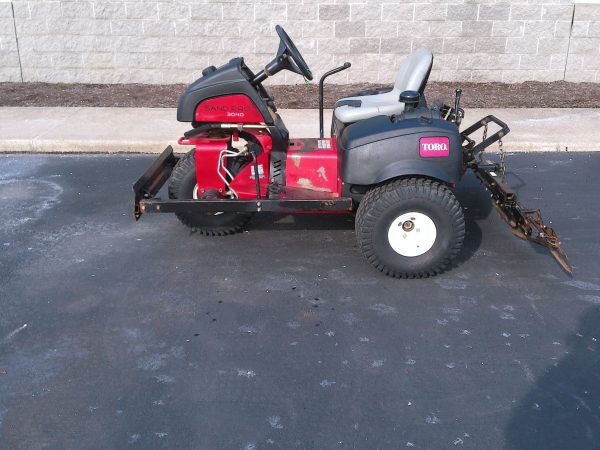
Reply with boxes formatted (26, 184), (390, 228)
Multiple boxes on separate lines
(469, 160), (573, 275)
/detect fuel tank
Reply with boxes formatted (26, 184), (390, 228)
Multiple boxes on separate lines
(338, 107), (463, 186)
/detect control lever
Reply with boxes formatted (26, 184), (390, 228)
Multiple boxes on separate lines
(319, 62), (351, 138)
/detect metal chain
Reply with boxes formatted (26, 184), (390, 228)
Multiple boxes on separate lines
(477, 123), (488, 163)
(498, 136), (506, 181)
(478, 121), (507, 180)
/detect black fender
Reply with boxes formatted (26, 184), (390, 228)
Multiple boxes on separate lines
(343, 161), (456, 202)
(373, 160), (454, 184)
(339, 114), (463, 187)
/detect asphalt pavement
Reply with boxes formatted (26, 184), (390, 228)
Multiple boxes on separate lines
(0, 152), (599, 449)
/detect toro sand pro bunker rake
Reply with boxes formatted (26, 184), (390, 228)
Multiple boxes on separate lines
(133, 25), (572, 278)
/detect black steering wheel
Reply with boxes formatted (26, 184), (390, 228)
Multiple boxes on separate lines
(275, 25), (313, 80)
(250, 26), (313, 85)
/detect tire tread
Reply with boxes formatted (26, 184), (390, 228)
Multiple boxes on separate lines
(168, 150), (252, 236)
(355, 177), (465, 278)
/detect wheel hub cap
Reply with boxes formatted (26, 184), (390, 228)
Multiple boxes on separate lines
(388, 212), (437, 257)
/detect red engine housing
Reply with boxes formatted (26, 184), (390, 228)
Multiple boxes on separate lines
(181, 94), (343, 207)
(179, 129), (271, 200)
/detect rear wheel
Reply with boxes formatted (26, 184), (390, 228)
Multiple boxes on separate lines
(355, 177), (465, 278)
(168, 150), (253, 235)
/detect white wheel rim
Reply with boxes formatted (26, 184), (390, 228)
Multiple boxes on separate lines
(387, 212), (437, 257)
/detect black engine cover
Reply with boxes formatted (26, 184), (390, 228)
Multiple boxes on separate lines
(177, 58), (274, 125)
(338, 107), (463, 186)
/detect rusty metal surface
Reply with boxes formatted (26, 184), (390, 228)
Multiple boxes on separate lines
(470, 160), (572, 274)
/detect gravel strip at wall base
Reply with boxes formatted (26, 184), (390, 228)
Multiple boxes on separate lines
(1, 81), (599, 109)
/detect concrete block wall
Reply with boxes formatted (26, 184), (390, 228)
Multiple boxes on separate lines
(0, 1), (21, 82)
(1, 0), (599, 84)
(565, 2), (600, 81)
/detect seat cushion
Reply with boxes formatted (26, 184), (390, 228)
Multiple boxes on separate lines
(394, 48), (434, 93)
(334, 99), (405, 123)
(333, 49), (433, 124)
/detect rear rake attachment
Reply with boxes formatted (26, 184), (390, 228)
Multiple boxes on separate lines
(462, 115), (572, 275)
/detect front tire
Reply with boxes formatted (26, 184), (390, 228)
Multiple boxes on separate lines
(355, 177), (465, 278)
(168, 150), (253, 235)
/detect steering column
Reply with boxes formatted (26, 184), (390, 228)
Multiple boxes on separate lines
(251, 25), (313, 86)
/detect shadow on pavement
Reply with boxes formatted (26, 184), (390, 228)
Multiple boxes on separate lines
(454, 213), (482, 268)
(454, 170), (494, 221)
(505, 306), (600, 449)
(249, 212), (355, 231)
(242, 172), (491, 268)
(248, 171), (494, 232)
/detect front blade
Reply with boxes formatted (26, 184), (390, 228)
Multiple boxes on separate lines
(132, 146), (179, 220)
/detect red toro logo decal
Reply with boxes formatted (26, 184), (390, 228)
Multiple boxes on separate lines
(420, 137), (450, 158)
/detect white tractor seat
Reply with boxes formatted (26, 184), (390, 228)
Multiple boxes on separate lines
(334, 49), (433, 124)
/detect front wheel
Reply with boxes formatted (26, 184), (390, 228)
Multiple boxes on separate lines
(168, 150), (253, 235)
(355, 177), (465, 278)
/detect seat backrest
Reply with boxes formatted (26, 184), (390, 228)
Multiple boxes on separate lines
(393, 49), (434, 94)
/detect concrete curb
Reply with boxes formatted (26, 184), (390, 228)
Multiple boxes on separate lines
(1, 107), (598, 153)
(0, 139), (177, 154)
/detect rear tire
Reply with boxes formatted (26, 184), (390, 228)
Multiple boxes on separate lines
(355, 177), (465, 278)
(168, 150), (253, 235)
